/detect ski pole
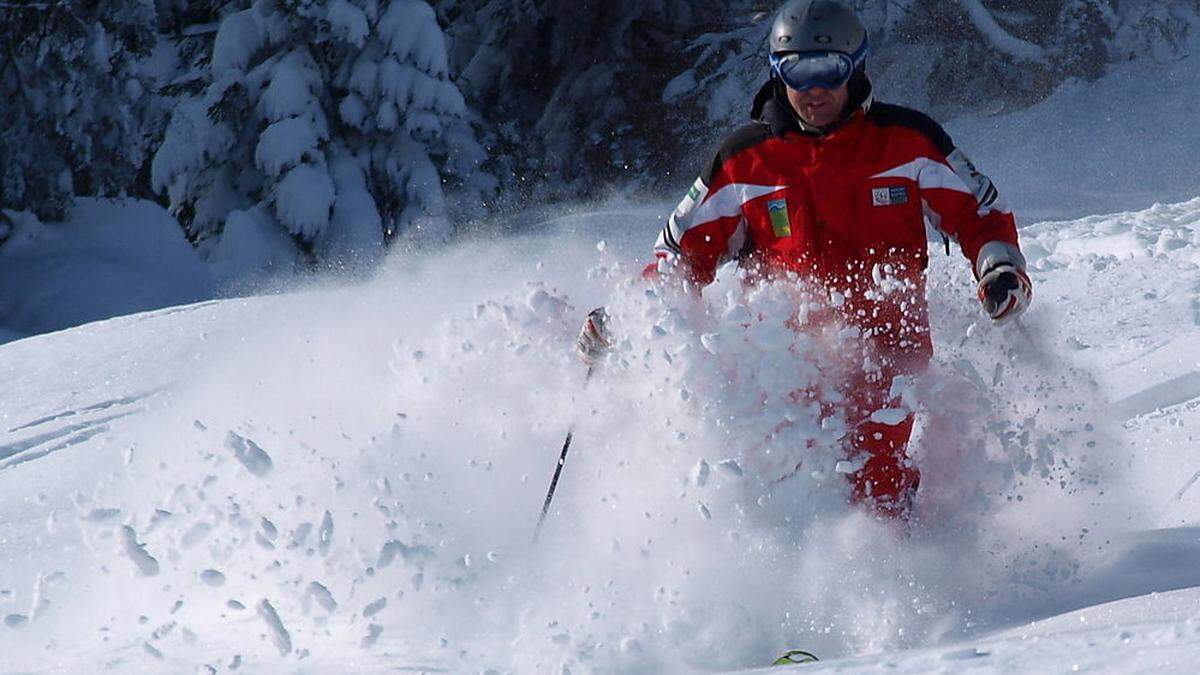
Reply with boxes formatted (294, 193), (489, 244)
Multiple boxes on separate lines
(1166, 468), (1200, 511)
(533, 364), (595, 543)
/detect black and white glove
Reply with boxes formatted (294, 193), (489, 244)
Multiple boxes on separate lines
(576, 307), (611, 366)
(977, 263), (1032, 325)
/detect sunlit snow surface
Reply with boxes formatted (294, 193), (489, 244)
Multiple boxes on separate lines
(3, 199), (1200, 673)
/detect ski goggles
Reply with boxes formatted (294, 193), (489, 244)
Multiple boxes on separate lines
(769, 42), (868, 92)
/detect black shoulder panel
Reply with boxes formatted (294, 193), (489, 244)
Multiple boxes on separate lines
(719, 123), (773, 163)
(868, 103), (956, 156)
(700, 123), (773, 185)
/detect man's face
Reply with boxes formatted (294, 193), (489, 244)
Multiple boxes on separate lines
(786, 82), (851, 129)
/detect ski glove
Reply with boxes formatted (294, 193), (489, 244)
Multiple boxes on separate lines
(576, 307), (611, 366)
(977, 263), (1032, 325)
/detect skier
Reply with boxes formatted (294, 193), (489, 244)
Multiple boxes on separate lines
(577, 0), (1032, 517)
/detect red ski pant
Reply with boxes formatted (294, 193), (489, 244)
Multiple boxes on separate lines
(846, 409), (918, 516)
(840, 372), (920, 517)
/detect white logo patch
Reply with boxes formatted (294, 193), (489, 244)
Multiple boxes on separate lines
(871, 186), (909, 206)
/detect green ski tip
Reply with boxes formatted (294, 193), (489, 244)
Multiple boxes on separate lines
(773, 649), (819, 666)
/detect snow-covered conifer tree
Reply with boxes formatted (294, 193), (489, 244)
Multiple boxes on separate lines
(151, 0), (490, 267)
(1114, 0), (1200, 62)
(1055, 0), (1117, 81)
(337, 0), (493, 247)
(0, 0), (162, 220)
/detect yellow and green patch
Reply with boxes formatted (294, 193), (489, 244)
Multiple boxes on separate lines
(767, 198), (791, 237)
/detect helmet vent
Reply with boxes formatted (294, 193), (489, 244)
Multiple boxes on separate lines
(770, 0), (867, 59)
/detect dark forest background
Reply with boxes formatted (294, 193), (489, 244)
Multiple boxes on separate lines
(2, 0), (1196, 262)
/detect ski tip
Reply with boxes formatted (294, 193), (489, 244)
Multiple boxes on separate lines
(772, 649), (819, 666)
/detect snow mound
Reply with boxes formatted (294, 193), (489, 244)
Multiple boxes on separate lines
(0, 199), (214, 342)
(948, 59), (1200, 221)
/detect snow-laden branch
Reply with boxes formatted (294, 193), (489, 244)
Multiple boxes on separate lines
(958, 0), (1047, 63)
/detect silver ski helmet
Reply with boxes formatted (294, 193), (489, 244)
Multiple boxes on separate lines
(769, 0), (869, 91)
(771, 0), (867, 56)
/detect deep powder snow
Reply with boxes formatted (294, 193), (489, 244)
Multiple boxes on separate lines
(6, 198), (1195, 671)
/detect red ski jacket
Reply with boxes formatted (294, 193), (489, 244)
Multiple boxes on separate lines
(649, 81), (1025, 368)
